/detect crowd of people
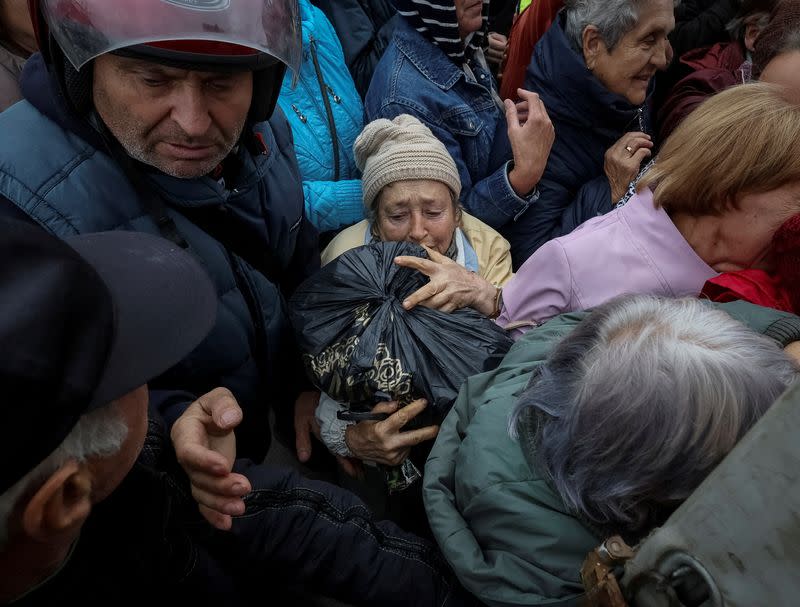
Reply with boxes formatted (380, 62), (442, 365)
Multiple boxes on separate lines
(1, 0), (799, 605)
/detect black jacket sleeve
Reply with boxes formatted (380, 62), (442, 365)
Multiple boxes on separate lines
(222, 460), (481, 607)
(670, 0), (741, 58)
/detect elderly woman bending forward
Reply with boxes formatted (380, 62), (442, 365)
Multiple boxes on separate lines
(424, 294), (800, 605)
(317, 113), (513, 478)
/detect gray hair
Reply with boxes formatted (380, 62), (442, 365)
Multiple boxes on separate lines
(777, 29), (800, 55)
(563, 0), (680, 53)
(510, 295), (799, 533)
(726, 5), (773, 45)
(0, 403), (128, 550)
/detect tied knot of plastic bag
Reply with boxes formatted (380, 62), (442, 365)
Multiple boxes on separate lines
(289, 241), (514, 428)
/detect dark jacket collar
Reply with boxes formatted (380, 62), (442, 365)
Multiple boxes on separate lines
(393, 18), (464, 91)
(20, 53), (108, 150)
(528, 11), (652, 132)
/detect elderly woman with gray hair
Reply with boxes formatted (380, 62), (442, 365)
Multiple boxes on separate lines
(423, 294), (800, 606)
(502, 0), (674, 266)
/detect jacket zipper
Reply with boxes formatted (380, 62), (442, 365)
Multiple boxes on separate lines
(309, 34), (341, 181)
(290, 103), (308, 123)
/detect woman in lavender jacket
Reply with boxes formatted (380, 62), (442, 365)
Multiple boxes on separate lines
(396, 83), (800, 337)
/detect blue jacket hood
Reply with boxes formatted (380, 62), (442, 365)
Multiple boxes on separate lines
(298, 0), (318, 48)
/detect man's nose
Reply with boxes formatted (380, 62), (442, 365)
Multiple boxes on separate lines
(408, 213), (426, 241)
(653, 39), (671, 70)
(169, 86), (213, 138)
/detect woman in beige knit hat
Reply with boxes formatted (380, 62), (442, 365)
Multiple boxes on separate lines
(315, 115), (513, 511)
(322, 114), (514, 287)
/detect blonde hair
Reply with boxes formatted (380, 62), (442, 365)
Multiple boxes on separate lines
(640, 82), (800, 215)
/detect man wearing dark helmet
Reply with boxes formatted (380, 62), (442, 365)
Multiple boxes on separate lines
(0, 0), (321, 481)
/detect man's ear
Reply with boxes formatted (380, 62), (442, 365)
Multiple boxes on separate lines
(21, 461), (92, 542)
(582, 25), (606, 71)
(743, 16), (764, 53)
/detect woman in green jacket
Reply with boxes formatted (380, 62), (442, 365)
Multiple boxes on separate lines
(423, 294), (800, 607)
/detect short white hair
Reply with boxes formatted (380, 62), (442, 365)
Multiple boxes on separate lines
(564, 0), (681, 52)
(0, 402), (127, 550)
(512, 295), (798, 532)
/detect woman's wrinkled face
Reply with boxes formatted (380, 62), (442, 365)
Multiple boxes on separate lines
(675, 182), (800, 273)
(455, 0), (484, 39)
(376, 180), (459, 255)
(584, 0), (674, 105)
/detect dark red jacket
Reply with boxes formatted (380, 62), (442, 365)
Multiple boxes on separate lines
(657, 42), (747, 140)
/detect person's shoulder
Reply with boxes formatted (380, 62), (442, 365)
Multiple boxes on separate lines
(460, 211), (513, 282)
(558, 200), (632, 246)
(252, 107), (298, 155)
(320, 220), (369, 266)
(302, 0), (343, 51)
(371, 21), (445, 93)
(461, 211), (507, 241)
(363, 40), (406, 104)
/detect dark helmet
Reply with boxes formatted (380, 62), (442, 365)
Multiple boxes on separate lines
(28, 0), (302, 123)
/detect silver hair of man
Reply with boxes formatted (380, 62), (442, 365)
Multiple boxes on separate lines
(0, 403), (128, 550)
(510, 295), (799, 532)
(563, 0), (681, 53)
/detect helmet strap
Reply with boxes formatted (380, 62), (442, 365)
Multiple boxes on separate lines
(249, 63), (286, 124)
(48, 35), (94, 117)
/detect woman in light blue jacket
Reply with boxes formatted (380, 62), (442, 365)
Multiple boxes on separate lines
(278, 0), (365, 234)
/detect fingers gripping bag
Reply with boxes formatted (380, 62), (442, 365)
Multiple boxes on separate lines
(289, 241), (513, 490)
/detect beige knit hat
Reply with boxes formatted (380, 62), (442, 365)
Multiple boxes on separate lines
(354, 114), (462, 212)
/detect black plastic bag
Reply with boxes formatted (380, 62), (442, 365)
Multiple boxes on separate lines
(289, 241), (514, 425)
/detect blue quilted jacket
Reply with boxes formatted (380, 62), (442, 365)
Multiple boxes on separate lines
(278, 0), (365, 233)
(0, 55), (318, 462)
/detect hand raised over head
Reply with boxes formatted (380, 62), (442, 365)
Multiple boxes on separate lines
(505, 88), (555, 197)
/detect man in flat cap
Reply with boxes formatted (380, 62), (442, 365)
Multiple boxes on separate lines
(0, 219), (471, 606)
